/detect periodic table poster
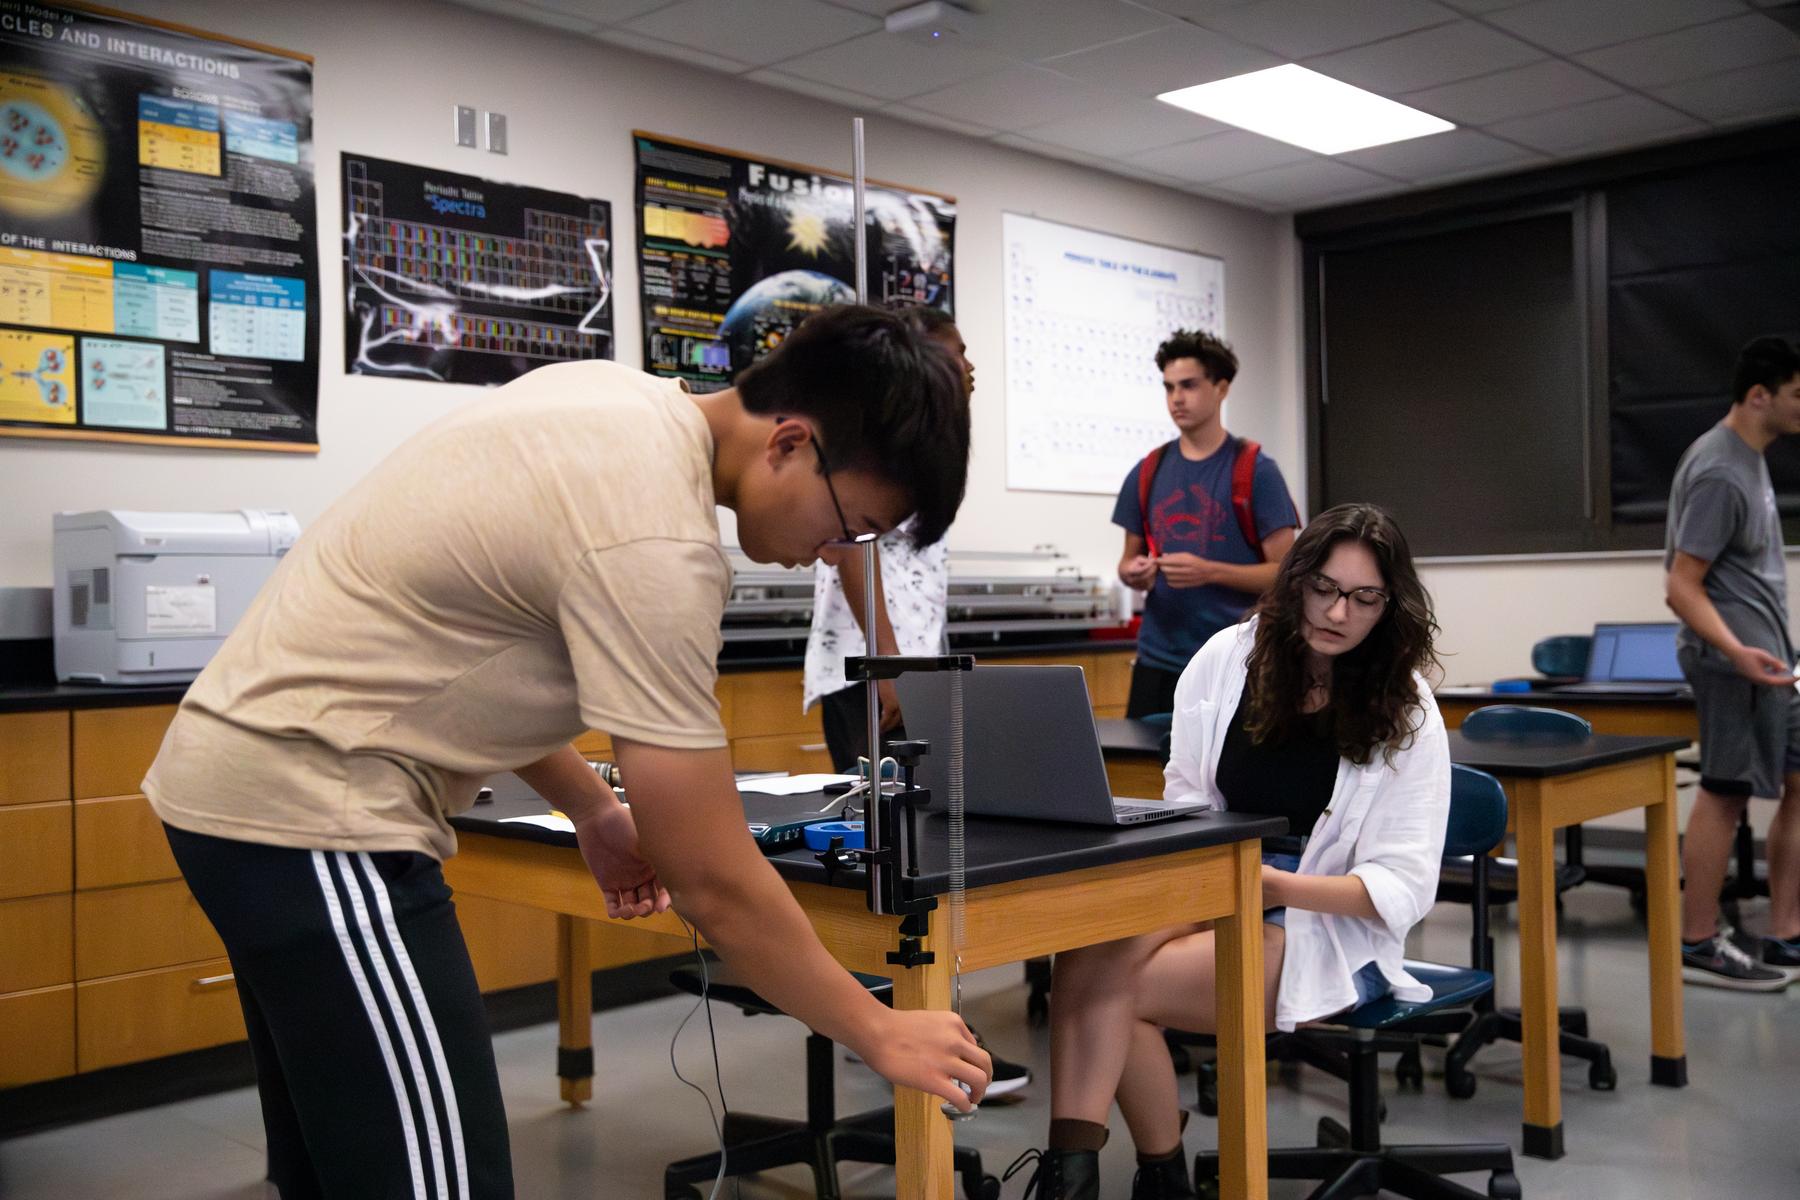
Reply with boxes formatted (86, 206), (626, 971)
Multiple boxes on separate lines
(342, 153), (613, 385)
(0, 2), (317, 451)
(1003, 213), (1224, 494)
(634, 131), (954, 391)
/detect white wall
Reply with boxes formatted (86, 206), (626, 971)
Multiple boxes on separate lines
(0, 0), (1299, 588)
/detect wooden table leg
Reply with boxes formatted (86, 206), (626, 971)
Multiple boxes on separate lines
(556, 914), (593, 1106)
(1643, 754), (1688, 1087)
(891, 912), (956, 1200)
(1213, 839), (1269, 1200)
(1514, 782), (1563, 1160)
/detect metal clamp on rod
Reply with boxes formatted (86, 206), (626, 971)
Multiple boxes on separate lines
(845, 653), (976, 681)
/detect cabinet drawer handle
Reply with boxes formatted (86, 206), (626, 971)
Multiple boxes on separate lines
(799, 743), (828, 753)
(192, 973), (236, 990)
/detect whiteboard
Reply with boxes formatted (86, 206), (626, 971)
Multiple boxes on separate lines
(1002, 213), (1225, 495)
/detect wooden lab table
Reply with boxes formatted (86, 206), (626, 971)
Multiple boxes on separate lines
(448, 783), (1283, 1200)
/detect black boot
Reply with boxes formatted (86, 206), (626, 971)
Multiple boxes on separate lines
(1003, 1148), (1101, 1199)
(1130, 1150), (1198, 1199)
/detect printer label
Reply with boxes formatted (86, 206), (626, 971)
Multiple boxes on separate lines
(145, 585), (216, 635)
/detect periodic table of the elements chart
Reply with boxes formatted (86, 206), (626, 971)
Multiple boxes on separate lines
(1002, 212), (1224, 495)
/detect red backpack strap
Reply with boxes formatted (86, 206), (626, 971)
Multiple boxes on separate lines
(1136, 441), (1173, 558)
(1231, 438), (1263, 559)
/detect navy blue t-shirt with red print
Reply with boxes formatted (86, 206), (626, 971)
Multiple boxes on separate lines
(1111, 437), (1299, 674)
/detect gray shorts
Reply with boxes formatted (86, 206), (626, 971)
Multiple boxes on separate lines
(1680, 643), (1800, 799)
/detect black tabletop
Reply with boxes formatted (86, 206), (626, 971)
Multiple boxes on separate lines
(1447, 731), (1689, 778)
(0, 681), (191, 713)
(1098, 718), (1165, 758)
(451, 776), (1283, 901)
(1436, 685), (1693, 707)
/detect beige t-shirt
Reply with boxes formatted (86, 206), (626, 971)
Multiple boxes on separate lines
(145, 361), (732, 860)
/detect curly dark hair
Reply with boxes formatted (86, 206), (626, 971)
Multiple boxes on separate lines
(1154, 329), (1237, 383)
(1243, 503), (1440, 766)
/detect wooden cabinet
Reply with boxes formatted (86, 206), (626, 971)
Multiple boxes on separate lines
(0, 986), (75, 1087)
(0, 710), (70, 806)
(74, 880), (225, 980)
(730, 731), (834, 775)
(76, 957), (246, 1072)
(72, 705), (176, 800)
(0, 893), (72, 993)
(0, 802), (72, 900)
(75, 795), (181, 890)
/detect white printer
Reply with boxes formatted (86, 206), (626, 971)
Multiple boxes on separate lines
(53, 510), (301, 685)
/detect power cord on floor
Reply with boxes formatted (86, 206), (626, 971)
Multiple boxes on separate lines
(669, 917), (736, 1200)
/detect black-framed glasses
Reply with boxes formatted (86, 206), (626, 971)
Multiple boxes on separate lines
(1303, 572), (1389, 614)
(813, 439), (875, 548)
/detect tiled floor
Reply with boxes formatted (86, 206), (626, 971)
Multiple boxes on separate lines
(3, 884), (1795, 1198)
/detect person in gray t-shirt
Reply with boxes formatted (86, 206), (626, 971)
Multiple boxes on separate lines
(1664, 335), (1800, 988)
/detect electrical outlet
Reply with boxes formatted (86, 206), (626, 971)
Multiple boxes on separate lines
(484, 111), (507, 155)
(453, 105), (477, 148)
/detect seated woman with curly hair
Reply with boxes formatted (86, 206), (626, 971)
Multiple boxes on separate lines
(1011, 503), (1450, 1200)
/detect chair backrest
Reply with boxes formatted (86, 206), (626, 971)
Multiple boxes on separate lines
(1460, 704), (1591, 743)
(1531, 634), (1592, 679)
(1138, 711), (1174, 757)
(1446, 765), (1508, 858)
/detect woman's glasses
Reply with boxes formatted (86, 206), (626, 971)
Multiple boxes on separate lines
(1303, 572), (1388, 615)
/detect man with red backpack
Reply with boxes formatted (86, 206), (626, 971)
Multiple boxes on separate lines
(1112, 329), (1300, 717)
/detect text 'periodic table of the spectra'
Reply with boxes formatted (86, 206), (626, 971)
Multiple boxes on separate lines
(1003, 213), (1224, 495)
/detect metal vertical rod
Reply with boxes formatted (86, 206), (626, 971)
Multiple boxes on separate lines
(852, 117), (886, 912)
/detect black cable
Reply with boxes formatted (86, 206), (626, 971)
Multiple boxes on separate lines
(669, 917), (731, 1199)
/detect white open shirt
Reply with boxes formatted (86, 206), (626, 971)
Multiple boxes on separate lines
(1166, 619), (1451, 1031)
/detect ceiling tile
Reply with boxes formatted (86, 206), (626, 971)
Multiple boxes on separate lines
(1487, 91), (1703, 154)
(772, 30), (1015, 99)
(526, 0), (675, 22)
(1124, 129), (1315, 182)
(1436, 0), (1535, 10)
(1401, 59), (1621, 125)
(624, 0), (876, 65)
(744, 67), (884, 109)
(452, 0), (601, 31)
(1308, 21), (1544, 94)
(1574, 13), (1800, 89)
(991, 132), (1111, 169)
(1192, 0), (1455, 59)
(1124, 1), (1266, 20)
(1043, 22), (1279, 96)
(1208, 158), (1399, 208)
(1486, 0), (1746, 55)
(949, 0), (1175, 63)
(818, 0), (917, 13)
(1336, 128), (1541, 181)
(888, 104), (1003, 139)
(1650, 55), (1800, 123)
(907, 66), (1113, 130)
(592, 26), (752, 70)
(1019, 99), (1229, 157)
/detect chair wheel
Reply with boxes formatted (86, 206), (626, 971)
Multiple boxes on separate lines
(1317, 1117), (1350, 1148)
(1561, 1013), (1589, 1038)
(1488, 1170), (1523, 1200)
(1195, 1178), (1221, 1200)
(1395, 1047), (1425, 1089)
(1027, 995), (1049, 1027)
(1589, 1059), (1618, 1091)
(975, 1174), (1001, 1200)
(1196, 1083), (1218, 1118)
(1446, 1064), (1478, 1100)
(1629, 888), (1648, 918)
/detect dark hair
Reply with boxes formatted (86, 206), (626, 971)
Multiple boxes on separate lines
(1732, 335), (1800, 405)
(883, 298), (958, 339)
(1243, 503), (1440, 766)
(735, 304), (969, 546)
(1154, 328), (1237, 383)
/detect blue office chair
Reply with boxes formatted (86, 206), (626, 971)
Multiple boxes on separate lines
(1437, 705), (1617, 1098)
(1531, 635), (1591, 681)
(1193, 765), (1519, 1200)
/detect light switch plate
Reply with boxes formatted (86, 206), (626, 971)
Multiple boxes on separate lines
(484, 111), (507, 155)
(454, 105), (477, 148)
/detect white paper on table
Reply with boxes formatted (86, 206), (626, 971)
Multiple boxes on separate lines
(735, 774), (856, 796)
(500, 813), (576, 834)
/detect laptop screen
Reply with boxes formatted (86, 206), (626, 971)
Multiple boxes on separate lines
(1586, 622), (1682, 682)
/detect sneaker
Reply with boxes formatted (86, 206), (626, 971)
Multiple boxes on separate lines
(1763, 934), (1800, 968)
(1681, 934), (1790, 991)
(975, 1030), (1032, 1099)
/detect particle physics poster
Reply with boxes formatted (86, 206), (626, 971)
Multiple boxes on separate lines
(0, 2), (317, 451)
(633, 131), (955, 391)
(342, 153), (613, 385)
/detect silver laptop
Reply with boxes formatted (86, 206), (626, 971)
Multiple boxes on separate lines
(1551, 621), (1690, 696)
(894, 665), (1208, 826)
